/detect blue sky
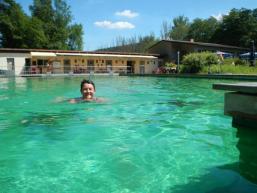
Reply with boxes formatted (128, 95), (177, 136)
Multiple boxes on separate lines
(16, 0), (256, 51)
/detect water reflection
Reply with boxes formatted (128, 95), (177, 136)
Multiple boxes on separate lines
(235, 125), (257, 184)
(166, 125), (257, 193)
(21, 111), (74, 127)
(155, 99), (204, 107)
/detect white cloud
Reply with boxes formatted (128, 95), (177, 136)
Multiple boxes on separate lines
(94, 21), (135, 29)
(115, 10), (139, 18)
(212, 13), (228, 21)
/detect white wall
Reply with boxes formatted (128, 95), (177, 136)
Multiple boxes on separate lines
(145, 59), (159, 73)
(0, 53), (30, 75)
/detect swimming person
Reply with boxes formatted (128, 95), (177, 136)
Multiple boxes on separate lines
(69, 79), (104, 103)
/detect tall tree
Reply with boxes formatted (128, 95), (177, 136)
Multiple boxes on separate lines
(29, 0), (83, 50)
(23, 17), (48, 48)
(68, 24), (83, 50)
(170, 16), (190, 40)
(0, 0), (83, 49)
(212, 8), (257, 47)
(0, 0), (28, 48)
(187, 17), (219, 42)
(160, 20), (171, 40)
(137, 33), (158, 52)
(97, 33), (158, 53)
(30, 0), (62, 49)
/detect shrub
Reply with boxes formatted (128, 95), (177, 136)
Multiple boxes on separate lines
(200, 64), (257, 74)
(222, 58), (236, 65)
(181, 52), (219, 73)
(234, 58), (249, 66)
(164, 62), (176, 68)
(206, 54), (219, 65)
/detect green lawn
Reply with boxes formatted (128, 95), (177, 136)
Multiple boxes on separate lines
(201, 64), (257, 75)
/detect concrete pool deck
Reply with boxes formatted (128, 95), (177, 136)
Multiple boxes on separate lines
(1, 73), (257, 80)
(213, 82), (257, 129)
(128, 74), (257, 80)
(213, 82), (257, 94)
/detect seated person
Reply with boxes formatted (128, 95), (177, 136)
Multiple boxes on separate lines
(69, 79), (104, 103)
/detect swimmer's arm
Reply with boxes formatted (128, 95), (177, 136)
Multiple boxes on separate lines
(69, 98), (77, 104)
(95, 97), (108, 103)
(53, 97), (79, 104)
(69, 97), (83, 103)
(53, 97), (67, 103)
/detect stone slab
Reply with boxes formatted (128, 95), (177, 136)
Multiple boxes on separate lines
(213, 82), (257, 94)
(224, 92), (257, 117)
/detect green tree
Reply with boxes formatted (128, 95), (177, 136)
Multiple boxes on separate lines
(30, 0), (54, 23)
(160, 20), (171, 40)
(170, 16), (190, 40)
(23, 17), (48, 48)
(137, 33), (158, 52)
(212, 8), (257, 47)
(97, 33), (158, 53)
(30, 0), (63, 49)
(68, 24), (83, 50)
(0, 0), (28, 48)
(0, 0), (83, 49)
(187, 17), (219, 42)
(29, 0), (83, 50)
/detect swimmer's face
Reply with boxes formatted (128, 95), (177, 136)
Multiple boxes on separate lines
(81, 83), (95, 100)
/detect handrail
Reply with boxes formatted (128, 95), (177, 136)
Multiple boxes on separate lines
(0, 65), (133, 76)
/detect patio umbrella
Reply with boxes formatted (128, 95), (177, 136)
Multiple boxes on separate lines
(216, 51), (233, 58)
(240, 52), (257, 56)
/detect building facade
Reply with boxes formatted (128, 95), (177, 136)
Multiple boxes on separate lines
(0, 40), (250, 76)
(0, 48), (159, 76)
(148, 40), (249, 64)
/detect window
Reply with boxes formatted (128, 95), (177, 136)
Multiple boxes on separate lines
(87, 60), (94, 71)
(25, 58), (31, 71)
(106, 60), (112, 71)
(25, 58), (31, 66)
(140, 63), (145, 74)
(106, 60), (112, 65)
(37, 59), (44, 66)
(7, 58), (15, 71)
(37, 59), (48, 66)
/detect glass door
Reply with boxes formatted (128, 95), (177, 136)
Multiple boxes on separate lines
(7, 58), (15, 75)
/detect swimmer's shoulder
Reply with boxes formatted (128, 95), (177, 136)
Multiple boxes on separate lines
(69, 97), (107, 103)
(94, 97), (107, 103)
(69, 97), (82, 104)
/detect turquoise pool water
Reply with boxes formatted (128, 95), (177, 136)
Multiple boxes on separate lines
(0, 76), (256, 193)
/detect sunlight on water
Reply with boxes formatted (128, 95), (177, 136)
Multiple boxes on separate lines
(0, 76), (256, 193)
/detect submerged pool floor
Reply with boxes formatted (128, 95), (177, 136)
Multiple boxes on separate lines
(0, 76), (257, 193)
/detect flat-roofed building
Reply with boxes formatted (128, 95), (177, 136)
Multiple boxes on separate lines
(148, 39), (249, 64)
(0, 48), (159, 76)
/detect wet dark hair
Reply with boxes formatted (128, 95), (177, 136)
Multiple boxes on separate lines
(80, 79), (95, 91)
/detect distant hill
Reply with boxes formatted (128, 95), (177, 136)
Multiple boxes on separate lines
(97, 35), (159, 53)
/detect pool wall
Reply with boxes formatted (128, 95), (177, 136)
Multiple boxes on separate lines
(127, 73), (257, 81)
(213, 82), (257, 129)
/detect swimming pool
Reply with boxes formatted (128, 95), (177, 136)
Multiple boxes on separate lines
(0, 76), (256, 193)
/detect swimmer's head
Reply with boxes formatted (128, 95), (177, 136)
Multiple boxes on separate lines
(80, 79), (95, 100)
(80, 79), (95, 91)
